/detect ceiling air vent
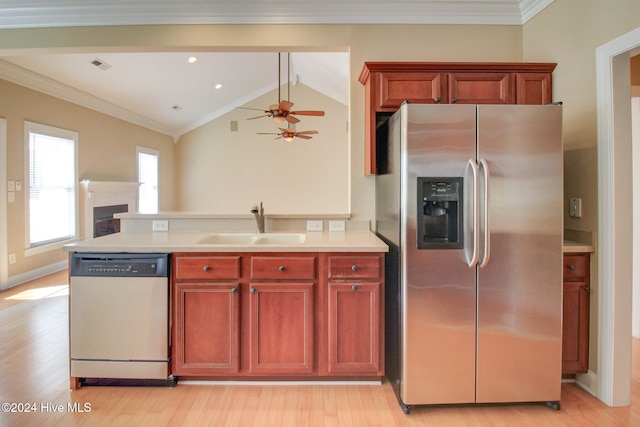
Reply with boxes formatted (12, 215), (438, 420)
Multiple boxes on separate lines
(91, 58), (111, 71)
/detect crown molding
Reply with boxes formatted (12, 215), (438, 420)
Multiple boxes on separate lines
(0, 1), (555, 28)
(0, 59), (174, 136)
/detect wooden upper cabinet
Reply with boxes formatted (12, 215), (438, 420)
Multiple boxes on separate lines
(378, 72), (445, 108)
(448, 72), (513, 104)
(359, 62), (557, 175)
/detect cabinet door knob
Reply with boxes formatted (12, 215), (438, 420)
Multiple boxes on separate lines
(434, 97), (441, 103)
(203, 265), (210, 272)
(351, 265), (358, 271)
(352, 285), (359, 291)
(584, 286), (590, 293)
(451, 97), (457, 103)
(250, 287), (257, 294)
(231, 287), (238, 294)
(568, 265), (576, 271)
(279, 265), (286, 272)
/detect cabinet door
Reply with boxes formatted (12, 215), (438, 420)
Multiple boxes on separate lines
(248, 282), (314, 374)
(562, 253), (590, 374)
(515, 72), (553, 105)
(562, 280), (590, 373)
(448, 72), (513, 104)
(327, 282), (382, 375)
(379, 72), (445, 108)
(173, 282), (240, 375)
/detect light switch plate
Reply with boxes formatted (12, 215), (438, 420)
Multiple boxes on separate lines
(569, 197), (582, 218)
(306, 220), (323, 231)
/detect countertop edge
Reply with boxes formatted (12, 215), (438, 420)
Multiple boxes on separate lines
(63, 231), (389, 253)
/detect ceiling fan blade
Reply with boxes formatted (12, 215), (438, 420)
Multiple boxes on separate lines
(279, 100), (294, 112)
(296, 134), (313, 139)
(247, 115), (268, 120)
(236, 107), (268, 112)
(285, 115), (300, 124)
(297, 130), (319, 135)
(257, 132), (278, 135)
(290, 110), (325, 116)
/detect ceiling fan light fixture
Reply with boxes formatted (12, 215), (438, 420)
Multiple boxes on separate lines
(272, 115), (287, 123)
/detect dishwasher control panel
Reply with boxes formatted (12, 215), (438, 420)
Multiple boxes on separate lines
(70, 253), (170, 277)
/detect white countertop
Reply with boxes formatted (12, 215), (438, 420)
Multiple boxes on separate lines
(563, 240), (595, 253)
(63, 230), (389, 253)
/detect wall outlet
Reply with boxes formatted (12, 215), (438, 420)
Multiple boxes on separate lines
(9, 253), (16, 264)
(569, 197), (582, 218)
(306, 220), (323, 231)
(329, 220), (346, 232)
(152, 220), (169, 231)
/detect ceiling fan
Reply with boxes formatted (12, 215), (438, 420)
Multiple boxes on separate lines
(238, 52), (325, 124)
(258, 127), (319, 142)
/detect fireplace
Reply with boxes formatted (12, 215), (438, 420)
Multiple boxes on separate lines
(81, 181), (141, 239)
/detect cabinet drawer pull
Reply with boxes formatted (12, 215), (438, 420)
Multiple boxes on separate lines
(352, 285), (359, 291)
(278, 265), (286, 272)
(250, 287), (257, 294)
(231, 287), (238, 294)
(568, 265), (576, 271)
(203, 265), (210, 272)
(351, 265), (358, 271)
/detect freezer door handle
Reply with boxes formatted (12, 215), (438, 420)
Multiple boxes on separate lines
(466, 158), (479, 268)
(479, 158), (491, 268)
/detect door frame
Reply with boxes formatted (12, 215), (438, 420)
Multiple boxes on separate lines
(0, 118), (8, 290)
(596, 26), (640, 407)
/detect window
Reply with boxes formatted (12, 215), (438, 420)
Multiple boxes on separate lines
(137, 146), (159, 213)
(25, 121), (78, 253)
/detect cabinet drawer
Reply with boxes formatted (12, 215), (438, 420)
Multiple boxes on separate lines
(175, 256), (241, 280)
(328, 256), (381, 279)
(251, 256), (316, 280)
(563, 254), (589, 280)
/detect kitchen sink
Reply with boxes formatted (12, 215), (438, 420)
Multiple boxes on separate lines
(196, 233), (306, 245)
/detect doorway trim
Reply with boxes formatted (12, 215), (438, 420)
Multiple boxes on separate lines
(0, 118), (7, 290)
(596, 26), (640, 407)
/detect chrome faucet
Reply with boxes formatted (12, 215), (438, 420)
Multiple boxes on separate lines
(250, 202), (265, 234)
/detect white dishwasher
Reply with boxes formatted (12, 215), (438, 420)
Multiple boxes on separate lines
(69, 252), (171, 382)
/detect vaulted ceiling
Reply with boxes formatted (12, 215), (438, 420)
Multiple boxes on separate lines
(0, 0), (556, 139)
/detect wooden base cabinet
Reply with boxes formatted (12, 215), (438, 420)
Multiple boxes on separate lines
(171, 252), (385, 380)
(562, 253), (591, 375)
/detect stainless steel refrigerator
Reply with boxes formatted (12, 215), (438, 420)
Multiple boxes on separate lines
(375, 103), (563, 413)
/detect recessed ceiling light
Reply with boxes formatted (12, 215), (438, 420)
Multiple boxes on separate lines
(214, 83), (222, 89)
(187, 56), (198, 64)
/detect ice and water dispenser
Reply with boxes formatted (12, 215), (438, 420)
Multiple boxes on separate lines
(417, 177), (463, 249)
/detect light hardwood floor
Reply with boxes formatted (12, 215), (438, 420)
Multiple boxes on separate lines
(1, 270), (640, 426)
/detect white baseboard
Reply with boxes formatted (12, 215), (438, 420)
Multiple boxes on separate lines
(575, 370), (598, 397)
(6, 260), (68, 289)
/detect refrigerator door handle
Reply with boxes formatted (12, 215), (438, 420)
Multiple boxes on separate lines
(479, 158), (491, 268)
(466, 158), (479, 268)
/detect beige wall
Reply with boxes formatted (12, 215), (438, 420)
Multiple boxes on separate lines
(0, 79), (174, 277)
(176, 83), (349, 214)
(523, 0), (640, 374)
